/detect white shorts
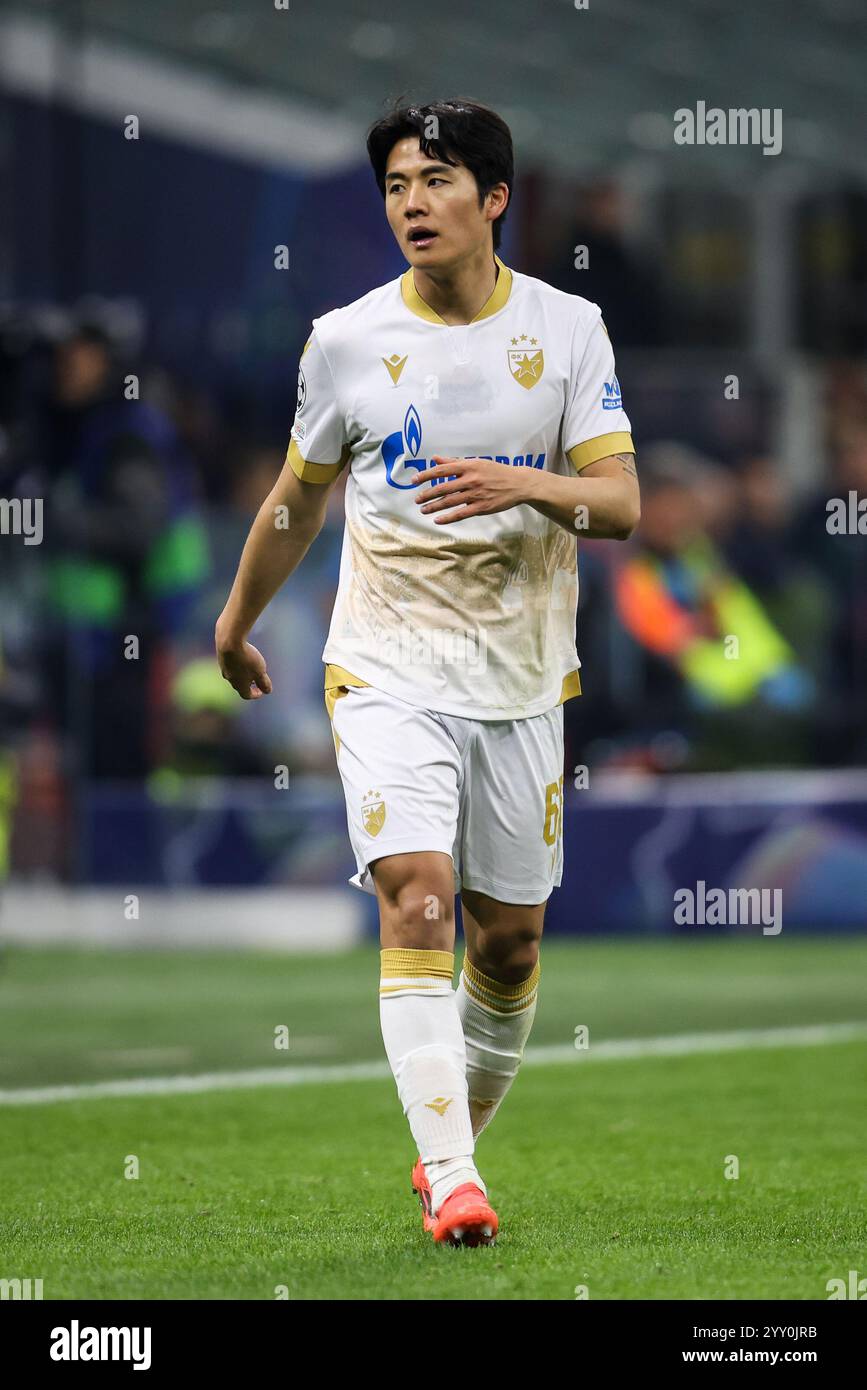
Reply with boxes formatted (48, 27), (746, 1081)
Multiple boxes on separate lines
(329, 682), (565, 904)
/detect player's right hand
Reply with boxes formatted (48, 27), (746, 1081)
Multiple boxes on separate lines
(216, 637), (273, 700)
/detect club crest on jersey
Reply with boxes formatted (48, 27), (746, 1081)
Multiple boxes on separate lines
(382, 352), (408, 386)
(507, 337), (544, 390)
(361, 789), (386, 837)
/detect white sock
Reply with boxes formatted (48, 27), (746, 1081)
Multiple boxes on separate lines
(379, 948), (485, 1214)
(456, 957), (540, 1139)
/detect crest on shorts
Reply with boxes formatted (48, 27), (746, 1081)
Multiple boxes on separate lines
(507, 337), (544, 390)
(362, 789), (386, 837)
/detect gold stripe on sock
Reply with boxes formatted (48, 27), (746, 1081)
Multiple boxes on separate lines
(378, 981), (450, 994)
(380, 948), (455, 980)
(462, 957), (540, 1013)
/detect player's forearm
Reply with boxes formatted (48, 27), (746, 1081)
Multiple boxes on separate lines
(217, 493), (321, 643)
(521, 467), (640, 539)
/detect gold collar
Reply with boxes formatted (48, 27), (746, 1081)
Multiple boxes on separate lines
(400, 254), (513, 325)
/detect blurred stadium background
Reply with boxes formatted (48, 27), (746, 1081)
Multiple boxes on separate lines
(1, 0), (865, 941)
(0, 0), (866, 1300)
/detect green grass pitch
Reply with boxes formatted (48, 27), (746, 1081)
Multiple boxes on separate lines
(1, 937), (865, 1300)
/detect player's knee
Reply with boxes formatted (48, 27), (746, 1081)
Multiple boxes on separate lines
(397, 886), (454, 934)
(379, 875), (455, 947)
(475, 927), (540, 984)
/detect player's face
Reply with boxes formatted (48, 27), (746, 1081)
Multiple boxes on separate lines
(384, 137), (497, 269)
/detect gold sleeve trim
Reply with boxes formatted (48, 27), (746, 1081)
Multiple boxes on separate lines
(286, 438), (350, 483)
(567, 431), (635, 473)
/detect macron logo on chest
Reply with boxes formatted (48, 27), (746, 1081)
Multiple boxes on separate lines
(379, 328), (545, 389)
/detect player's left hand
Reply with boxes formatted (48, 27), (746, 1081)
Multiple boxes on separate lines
(412, 456), (530, 523)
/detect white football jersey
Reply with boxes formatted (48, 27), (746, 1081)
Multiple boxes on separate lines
(288, 256), (634, 720)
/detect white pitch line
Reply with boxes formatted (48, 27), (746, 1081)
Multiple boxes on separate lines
(1, 1021), (866, 1108)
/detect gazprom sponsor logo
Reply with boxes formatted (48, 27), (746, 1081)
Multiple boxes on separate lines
(602, 376), (622, 410)
(404, 403), (422, 458)
(473, 453), (545, 469)
(382, 404), (545, 490)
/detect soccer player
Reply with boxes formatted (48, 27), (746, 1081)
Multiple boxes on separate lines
(216, 100), (639, 1247)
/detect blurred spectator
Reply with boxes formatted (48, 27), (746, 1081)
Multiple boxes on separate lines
(723, 456), (830, 693)
(0, 629), (68, 881)
(538, 179), (663, 347)
(608, 444), (815, 769)
(152, 658), (273, 780)
(39, 323), (210, 778)
(0, 636), (21, 891)
(788, 371), (867, 762)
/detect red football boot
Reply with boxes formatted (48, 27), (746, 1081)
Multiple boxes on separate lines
(411, 1158), (498, 1246)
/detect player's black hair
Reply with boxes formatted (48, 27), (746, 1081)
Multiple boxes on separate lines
(366, 99), (514, 252)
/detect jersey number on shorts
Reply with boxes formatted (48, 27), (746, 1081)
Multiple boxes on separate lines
(543, 775), (565, 846)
